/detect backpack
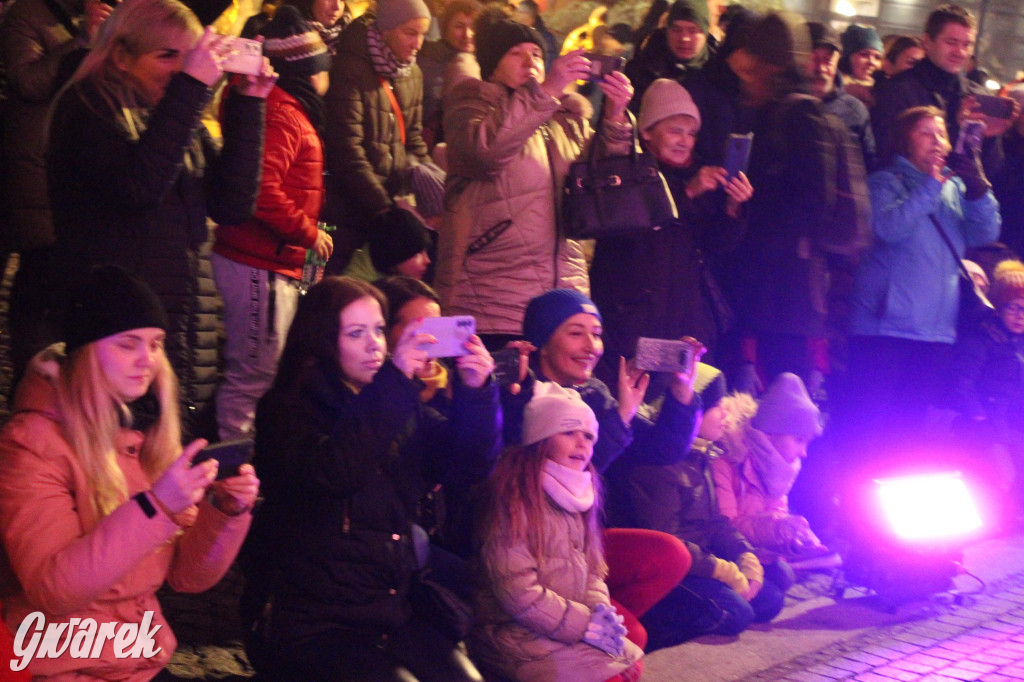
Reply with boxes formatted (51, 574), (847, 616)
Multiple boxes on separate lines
(775, 94), (873, 260)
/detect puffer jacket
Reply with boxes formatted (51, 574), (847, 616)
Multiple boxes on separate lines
(0, 350), (251, 680)
(214, 85), (323, 279)
(471, 497), (643, 682)
(47, 73), (264, 440)
(949, 311), (1024, 435)
(246, 360), (500, 643)
(0, 0), (87, 252)
(322, 15), (429, 236)
(850, 156), (1000, 344)
(437, 78), (632, 335)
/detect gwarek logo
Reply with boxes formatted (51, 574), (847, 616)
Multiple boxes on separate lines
(10, 612), (162, 672)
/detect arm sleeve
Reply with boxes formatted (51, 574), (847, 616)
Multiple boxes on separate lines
(959, 189), (1001, 247)
(0, 425), (181, 615)
(869, 171), (944, 244)
(0, 10), (83, 103)
(422, 377), (502, 491)
(167, 499), (251, 592)
(625, 393), (701, 467)
(443, 78), (559, 178)
(206, 90), (265, 225)
(710, 457), (739, 520)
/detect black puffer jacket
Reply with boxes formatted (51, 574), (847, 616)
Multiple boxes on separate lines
(248, 360), (501, 642)
(322, 15), (429, 241)
(609, 443), (754, 579)
(47, 73), (264, 439)
(949, 311), (1024, 438)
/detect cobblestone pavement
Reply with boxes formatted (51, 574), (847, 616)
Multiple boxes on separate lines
(742, 571), (1024, 682)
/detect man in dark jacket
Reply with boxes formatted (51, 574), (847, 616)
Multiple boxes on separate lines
(417, 0), (481, 148)
(806, 22), (876, 171)
(871, 3), (1014, 176)
(624, 0), (734, 163)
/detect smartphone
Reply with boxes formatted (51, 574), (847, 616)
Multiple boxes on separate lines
(491, 347), (523, 388)
(221, 37), (264, 76)
(192, 439), (254, 480)
(723, 133), (753, 180)
(973, 94), (1015, 119)
(634, 337), (694, 374)
(955, 119), (985, 156)
(584, 53), (625, 82)
(415, 316), (476, 358)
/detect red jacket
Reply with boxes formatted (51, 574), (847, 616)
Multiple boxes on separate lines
(215, 85), (324, 279)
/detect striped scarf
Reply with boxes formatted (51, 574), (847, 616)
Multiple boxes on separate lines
(366, 23), (413, 80)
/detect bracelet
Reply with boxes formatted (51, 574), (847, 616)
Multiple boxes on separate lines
(134, 492), (157, 519)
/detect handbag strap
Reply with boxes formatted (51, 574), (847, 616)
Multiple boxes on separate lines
(586, 108), (640, 167)
(927, 213), (994, 308)
(380, 76), (406, 147)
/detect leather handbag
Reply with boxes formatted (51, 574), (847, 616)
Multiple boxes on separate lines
(562, 110), (677, 239)
(928, 214), (994, 332)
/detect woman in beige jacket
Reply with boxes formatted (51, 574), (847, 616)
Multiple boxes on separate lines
(435, 13), (634, 347)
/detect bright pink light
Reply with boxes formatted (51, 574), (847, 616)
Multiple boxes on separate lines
(875, 472), (982, 542)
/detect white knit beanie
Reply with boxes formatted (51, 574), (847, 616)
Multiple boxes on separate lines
(638, 78), (701, 132)
(522, 382), (599, 446)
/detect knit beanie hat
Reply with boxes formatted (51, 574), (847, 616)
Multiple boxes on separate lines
(375, 0), (431, 33)
(666, 0), (709, 34)
(840, 24), (882, 57)
(694, 363), (726, 409)
(263, 5), (331, 77)
(522, 381), (599, 446)
(990, 259), (1024, 310)
(742, 12), (797, 69)
(476, 17), (545, 82)
(523, 289), (602, 350)
(639, 78), (701, 131)
(65, 265), (169, 354)
(752, 372), (822, 440)
(368, 208), (432, 273)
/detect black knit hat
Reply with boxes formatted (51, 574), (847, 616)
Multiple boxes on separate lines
(263, 5), (331, 77)
(368, 208), (432, 273)
(476, 17), (545, 82)
(666, 0), (709, 34)
(64, 266), (169, 354)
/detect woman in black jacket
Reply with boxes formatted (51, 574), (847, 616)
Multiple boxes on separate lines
(246, 276), (499, 681)
(46, 0), (273, 439)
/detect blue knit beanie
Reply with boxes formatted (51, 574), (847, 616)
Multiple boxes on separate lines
(523, 289), (602, 349)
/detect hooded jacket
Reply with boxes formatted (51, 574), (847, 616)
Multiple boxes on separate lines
(0, 350), (251, 680)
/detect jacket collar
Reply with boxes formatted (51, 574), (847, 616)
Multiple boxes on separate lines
(912, 56), (964, 96)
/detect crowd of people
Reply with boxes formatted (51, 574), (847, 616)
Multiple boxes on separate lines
(1, 0), (1024, 678)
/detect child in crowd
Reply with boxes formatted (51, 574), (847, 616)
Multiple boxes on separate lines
(345, 207), (434, 282)
(713, 373), (827, 566)
(473, 382), (644, 682)
(243, 276), (499, 680)
(0, 266), (258, 679)
(950, 259), (1024, 517)
(212, 5), (333, 440)
(614, 365), (780, 648)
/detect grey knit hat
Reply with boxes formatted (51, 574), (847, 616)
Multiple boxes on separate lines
(375, 0), (431, 32)
(638, 78), (701, 131)
(752, 373), (822, 440)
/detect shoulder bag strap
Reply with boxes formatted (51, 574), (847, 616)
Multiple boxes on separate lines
(379, 76), (406, 147)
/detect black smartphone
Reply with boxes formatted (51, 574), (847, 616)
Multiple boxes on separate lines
(192, 439), (254, 480)
(973, 94), (1015, 120)
(415, 316), (476, 358)
(491, 347), (523, 388)
(584, 53), (625, 82)
(724, 133), (753, 180)
(634, 337), (694, 374)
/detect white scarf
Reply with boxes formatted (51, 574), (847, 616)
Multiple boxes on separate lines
(542, 459), (595, 513)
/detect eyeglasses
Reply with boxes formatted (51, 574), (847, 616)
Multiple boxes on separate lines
(1003, 303), (1024, 317)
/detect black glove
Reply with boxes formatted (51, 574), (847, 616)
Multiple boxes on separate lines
(947, 151), (990, 200)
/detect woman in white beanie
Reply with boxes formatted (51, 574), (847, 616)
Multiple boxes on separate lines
(473, 382), (644, 682)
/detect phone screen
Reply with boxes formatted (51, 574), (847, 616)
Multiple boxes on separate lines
(724, 134), (753, 180)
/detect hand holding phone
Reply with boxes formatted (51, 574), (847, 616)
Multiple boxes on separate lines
(724, 133), (753, 181)
(192, 439), (255, 480)
(583, 53), (625, 82)
(972, 94), (1015, 120)
(415, 316), (476, 358)
(634, 337), (694, 374)
(221, 36), (265, 76)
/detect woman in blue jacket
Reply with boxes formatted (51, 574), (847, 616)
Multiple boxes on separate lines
(846, 105), (999, 463)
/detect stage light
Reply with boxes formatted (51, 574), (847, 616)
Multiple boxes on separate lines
(834, 0), (857, 17)
(875, 472), (982, 543)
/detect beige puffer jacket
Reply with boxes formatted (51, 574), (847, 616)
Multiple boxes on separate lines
(436, 77), (632, 335)
(472, 497), (642, 681)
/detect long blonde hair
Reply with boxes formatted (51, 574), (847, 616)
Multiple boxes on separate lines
(57, 344), (181, 518)
(67, 0), (202, 110)
(481, 440), (607, 577)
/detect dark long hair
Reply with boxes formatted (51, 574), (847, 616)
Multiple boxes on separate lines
(272, 276), (388, 388)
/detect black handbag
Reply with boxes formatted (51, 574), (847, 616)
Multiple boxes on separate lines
(562, 110), (677, 239)
(928, 214), (994, 331)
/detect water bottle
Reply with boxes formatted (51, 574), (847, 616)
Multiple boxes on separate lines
(299, 221), (336, 294)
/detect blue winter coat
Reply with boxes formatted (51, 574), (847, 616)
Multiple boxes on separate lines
(849, 155), (1000, 344)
